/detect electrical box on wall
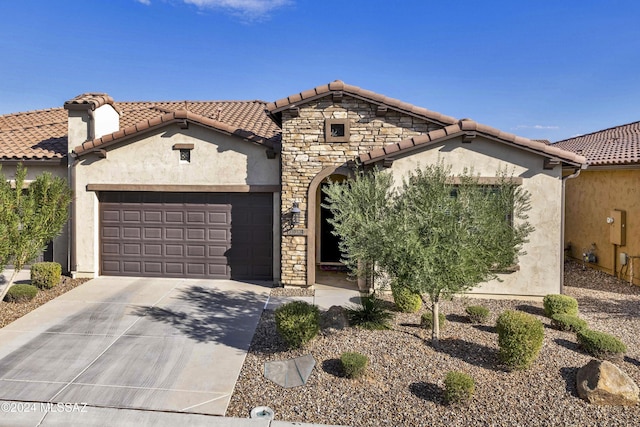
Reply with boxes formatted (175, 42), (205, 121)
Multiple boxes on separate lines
(609, 209), (626, 246)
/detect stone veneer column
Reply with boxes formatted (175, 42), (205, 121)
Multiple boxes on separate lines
(279, 97), (438, 287)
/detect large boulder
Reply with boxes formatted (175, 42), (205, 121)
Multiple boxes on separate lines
(576, 359), (639, 406)
(321, 305), (349, 333)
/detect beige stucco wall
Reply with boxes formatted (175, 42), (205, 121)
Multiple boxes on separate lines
(388, 136), (564, 297)
(72, 123), (280, 277)
(0, 163), (70, 271)
(564, 168), (640, 285)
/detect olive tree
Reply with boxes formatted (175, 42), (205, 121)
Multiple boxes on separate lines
(324, 162), (533, 346)
(0, 164), (72, 301)
(322, 168), (394, 286)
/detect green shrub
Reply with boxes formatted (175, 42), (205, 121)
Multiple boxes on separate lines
(274, 301), (320, 348)
(347, 294), (393, 330)
(496, 310), (544, 370)
(4, 284), (39, 303)
(465, 305), (490, 324)
(340, 352), (369, 379)
(543, 294), (578, 318)
(577, 329), (627, 360)
(392, 286), (422, 313)
(31, 262), (62, 289)
(444, 371), (475, 404)
(421, 311), (446, 330)
(551, 313), (588, 332)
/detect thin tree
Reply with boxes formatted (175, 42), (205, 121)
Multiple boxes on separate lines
(322, 168), (394, 287)
(0, 164), (72, 301)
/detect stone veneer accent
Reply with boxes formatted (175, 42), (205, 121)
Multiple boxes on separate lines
(279, 95), (443, 286)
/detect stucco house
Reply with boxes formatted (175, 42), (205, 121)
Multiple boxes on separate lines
(0, 81), (585, 297)
(554, 121), (640, 285)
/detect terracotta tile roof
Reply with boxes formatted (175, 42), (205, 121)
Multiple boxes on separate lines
(75, 105), (280, 155)
(64, 93), (116, 111)
(0, 108), (68, 160)
(360, 119), (587, 167)
(0, 99), (281, 160)
(553, 121), (640, 166)
(266, 80), (458, 126)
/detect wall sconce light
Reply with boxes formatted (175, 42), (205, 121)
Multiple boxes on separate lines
(291, 202), (301, 226)
(282, 202), (301, 231)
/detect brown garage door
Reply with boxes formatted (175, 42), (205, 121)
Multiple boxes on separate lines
(99, 192), (273, 280)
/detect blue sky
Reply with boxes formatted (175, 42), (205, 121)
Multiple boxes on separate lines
(1, 0), (639, 142)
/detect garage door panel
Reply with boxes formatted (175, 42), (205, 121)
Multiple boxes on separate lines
(123, 244), (141, 255)
(165, 245), (184, 257)
(123, 228), (141, 239)
(144, 211), (162, 223)
(187, 212), (206, 223)
(102, 227), (120, 238)
(103, 210), (120, 222)
(123, 261), (142, 274)
(165, 228), (184, 240)
(143, 262), (162, 274)
(144, 244), (162, 256)
(144, 228), (162, 239)
(165, 212), (184, 223)
(165, 263), (184, 274)
(187, 229), (205, 240)
(208, 229), (229, 241)
(100, 192), (272, 279)
(186, 245), (206, 257)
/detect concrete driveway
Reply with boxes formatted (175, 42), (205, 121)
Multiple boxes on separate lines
(0, 276), (270, 419)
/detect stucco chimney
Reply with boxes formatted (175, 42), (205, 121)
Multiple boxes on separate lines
(64, 93), (120, 156)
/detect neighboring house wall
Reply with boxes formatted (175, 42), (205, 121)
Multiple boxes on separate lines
(72, 123), (280, 277)
(279, 95), (444, 286)
(388, 136), (564, 297)
(1, 163), (70, 271)
(564, 168), (640, 285)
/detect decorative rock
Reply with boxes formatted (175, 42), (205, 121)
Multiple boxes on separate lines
(321, 305), (349, 332)
(576, 359), (639, 406)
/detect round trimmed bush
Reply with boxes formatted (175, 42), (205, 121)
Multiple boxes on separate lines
(4, 284), (39, 303)
(543, 294), (578, 318)
(340, 352), (369, 379)
(577, 329), (627, 360)
(421, 311), (446, 330)
(551, 313), (588, 332)
(392, 286), (422, 313)
(274, 301), (320, 348)
(444, 371), (475, 404)
(465, 305), (490, 324)
(496, 310), (544, 370)
(30, 262), (62, 289)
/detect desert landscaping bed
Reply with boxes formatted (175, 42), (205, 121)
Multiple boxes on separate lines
(0, 276), (89, 328)
(227, 261), (640, 426)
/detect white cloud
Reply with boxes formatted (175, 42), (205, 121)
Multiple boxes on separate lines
(183, 0), (291, 19)
(136, 0), (151, 5)
(514, 124), (560, 130)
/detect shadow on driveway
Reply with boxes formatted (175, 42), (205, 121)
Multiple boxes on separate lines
(131, 285), (265, 349)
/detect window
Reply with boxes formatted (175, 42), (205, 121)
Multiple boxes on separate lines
(180, 149), (191, 163)
(325, 119), (350, 143)
(172, 143), (194, 163)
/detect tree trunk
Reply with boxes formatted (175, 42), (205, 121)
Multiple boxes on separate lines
(432, 300), (440, 348)
(0, 268), (20, 302)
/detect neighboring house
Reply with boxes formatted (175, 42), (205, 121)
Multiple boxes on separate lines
(554, 122), (640, 285)
(0, 81), (585, 297)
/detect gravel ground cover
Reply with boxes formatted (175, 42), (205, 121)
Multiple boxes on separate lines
(0, 276), (89, 328)
(227, 261), (640, 426)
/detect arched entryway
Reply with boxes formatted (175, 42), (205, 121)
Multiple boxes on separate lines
(306, 165), (362, 289)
